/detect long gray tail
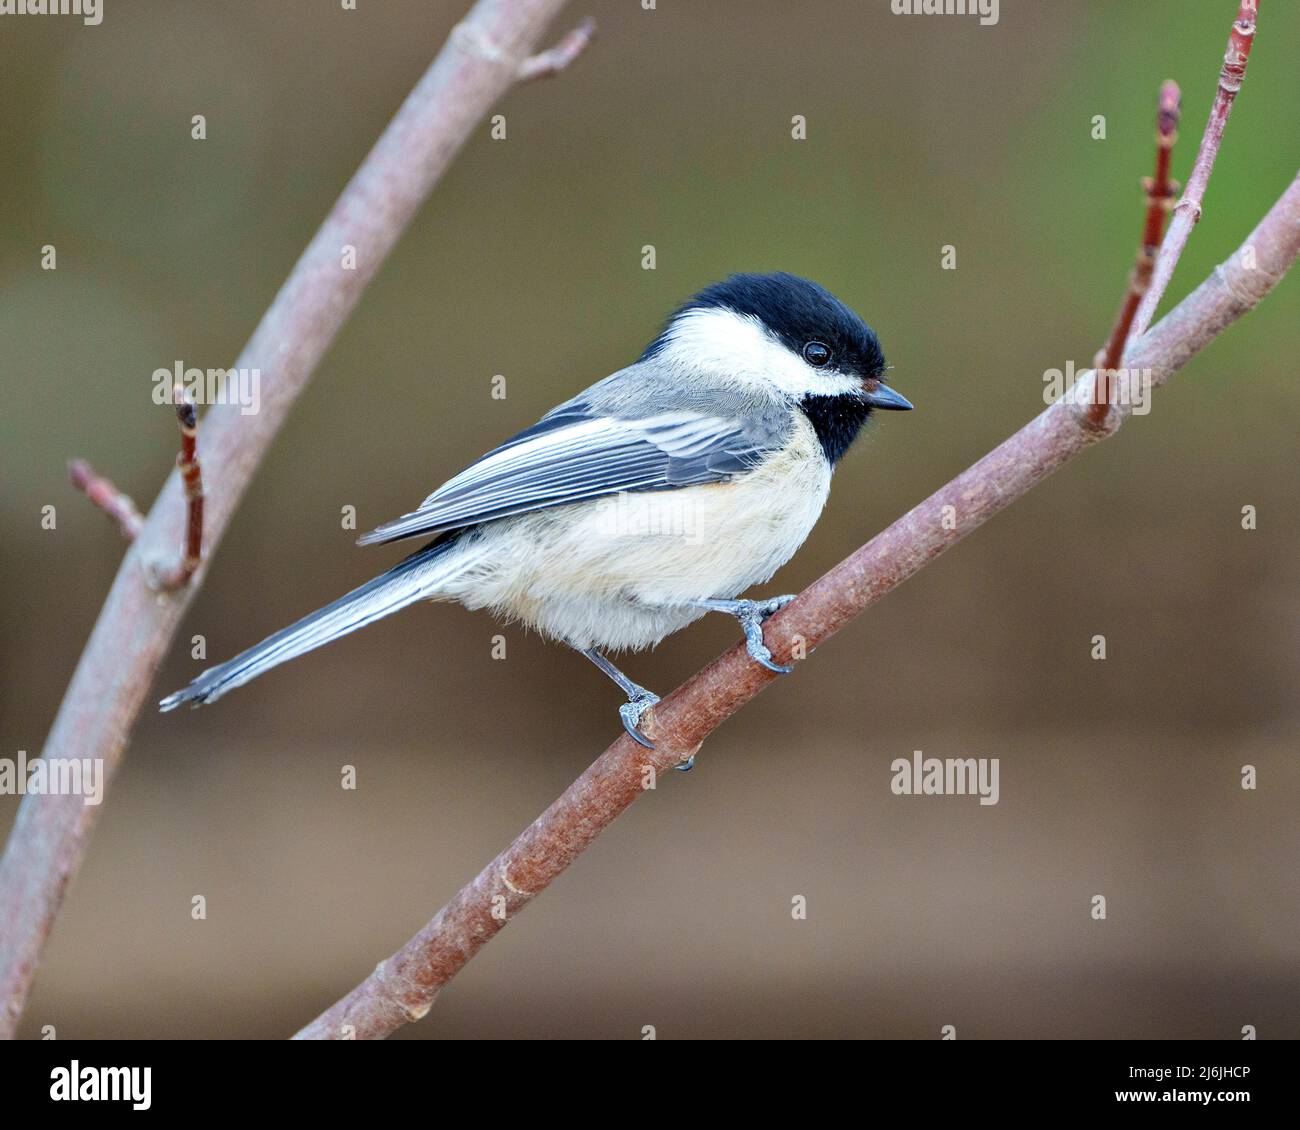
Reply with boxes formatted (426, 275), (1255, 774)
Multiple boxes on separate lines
(160, 537), (465, 711)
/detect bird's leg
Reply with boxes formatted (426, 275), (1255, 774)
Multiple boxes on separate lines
(686, 595), (797, 674)
(579, 648), (665, 754)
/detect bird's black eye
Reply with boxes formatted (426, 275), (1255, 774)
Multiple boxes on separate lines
(803, 341), (832, 367)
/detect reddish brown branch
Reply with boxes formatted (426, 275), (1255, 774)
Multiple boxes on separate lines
(1132, 0), (1260, 336)
(70, 385), (206, 587)
(1089, 80), (1181, 425)
(176, 390), (204, 580)
(295, 173), (1300, 1041)
(67, 459), (144, 541)
(516, 16), (595, 81)
(151, 385), (206, 589)
(0, 0), (582, 1040)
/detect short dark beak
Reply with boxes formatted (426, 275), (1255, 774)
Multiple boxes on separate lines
(864, 382), (913, 411)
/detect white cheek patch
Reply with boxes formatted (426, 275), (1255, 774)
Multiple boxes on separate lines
(657, 307), (862, 400)
(802, 368), (862, 398)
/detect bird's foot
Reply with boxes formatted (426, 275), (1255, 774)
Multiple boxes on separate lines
(751, 594), (797, 619)
(620, 692), (694, 769)
(619, 689), (661, 750)
(580, 648), (664, 751)
(736, 596), (795, 673)
(691, 595), (796, 674)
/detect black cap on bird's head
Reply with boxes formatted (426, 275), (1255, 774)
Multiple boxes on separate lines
(644, 272), (911, 463)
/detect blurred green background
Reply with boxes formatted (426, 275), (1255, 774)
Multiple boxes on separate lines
(1, 0), (1296, 1039)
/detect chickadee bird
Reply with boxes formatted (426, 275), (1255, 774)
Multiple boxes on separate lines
(161, 272), (911, 753)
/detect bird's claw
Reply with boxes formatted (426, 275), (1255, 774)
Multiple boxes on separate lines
(755, 595), (796, 618)
(619, 691), (660, 749)
(620, 695), (693, 769)
(748, 642), (792, 674)
(735, 595), (795, 674)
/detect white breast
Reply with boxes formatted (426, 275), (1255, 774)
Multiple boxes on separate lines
(439, 416), (833, 651)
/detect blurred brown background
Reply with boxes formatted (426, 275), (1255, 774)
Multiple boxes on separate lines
(1, 0), (1296, 1039)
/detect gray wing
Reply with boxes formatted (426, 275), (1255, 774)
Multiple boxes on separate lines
(357, 400), (789, 546)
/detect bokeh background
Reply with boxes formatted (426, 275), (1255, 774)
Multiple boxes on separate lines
(1, 0), (1296, 1039)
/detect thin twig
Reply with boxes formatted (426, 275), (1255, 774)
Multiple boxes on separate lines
(0, 0), (582, 1040)
(1132, 0), (1260, 337)
(175, 387), (204, 582)
(516, 16), (595, 81)
(71, 384), (206, 581)
(295, 173), (1300, 1041)
(152, 384), (206, 590)
(70, 385), (206, 587)
(1089, 80), (1181, 425)
(67, 459), (144, 541)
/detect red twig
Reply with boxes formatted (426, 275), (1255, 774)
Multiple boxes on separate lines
(1089, 81), (1181, 425)
(156, 385), (205, 589)
(295, 175), (1300, 1041)
(68, 385), (206, 587)
(67, 459), (144, 541)
(516, 16), (595, 81)
(1132, 0), (1260, 337)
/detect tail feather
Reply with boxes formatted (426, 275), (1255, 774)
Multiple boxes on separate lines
(159, 537), (464, 711)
